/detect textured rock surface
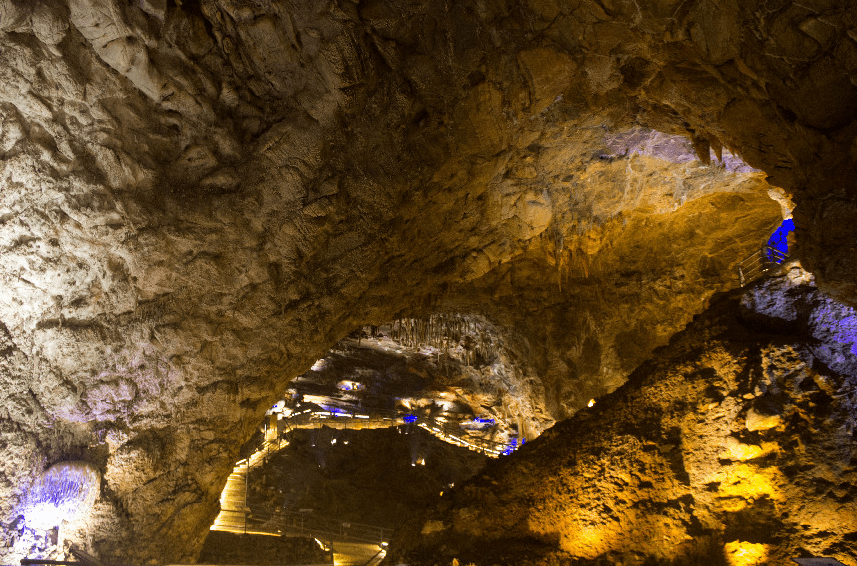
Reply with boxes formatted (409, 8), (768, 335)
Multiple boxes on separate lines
(0, 0), (855, 563)
(389, 264), (857, 565)
(299, 321), (556, 441)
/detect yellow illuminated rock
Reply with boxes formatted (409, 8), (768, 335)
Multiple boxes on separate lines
(397, 274), (857, 566)
(745, 408), (782, 431)
(723, 541), (767, 566)
(719, 437), (778, 461)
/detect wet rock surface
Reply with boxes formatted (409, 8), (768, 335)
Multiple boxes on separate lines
(388, 264), (857, 566)
(0, 0), (855, 563)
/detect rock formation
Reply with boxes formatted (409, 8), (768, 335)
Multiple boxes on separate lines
(389, 265), (857, 565)
(0, 0), (855, 563)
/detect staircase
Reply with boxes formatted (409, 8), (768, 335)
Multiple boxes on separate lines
(211, 410), (517, 537)
(211, 438), (287, 534)
(737, 245), (789, 286)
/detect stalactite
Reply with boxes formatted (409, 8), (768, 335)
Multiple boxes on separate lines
(387, 314), (501, 367)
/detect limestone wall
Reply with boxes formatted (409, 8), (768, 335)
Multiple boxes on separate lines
(0, 0), (855, 562)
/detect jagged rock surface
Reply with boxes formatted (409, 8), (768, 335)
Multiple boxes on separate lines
(0, 0), (855, 563)
(300, 319), (557, 440)
(388, 265), (857, 566)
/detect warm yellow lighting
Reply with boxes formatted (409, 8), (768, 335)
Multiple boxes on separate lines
(745, 408), (782, 431)
(719, 437), (778, 461)
(715, 463), (782, 511)
(588, 398), (595, 407)
(560, 524), (612, 558)
(723, 541), (767, 565)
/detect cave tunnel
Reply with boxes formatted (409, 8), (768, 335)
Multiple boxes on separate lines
(1, 1), (856, 565)
(766, 218), (795, 262)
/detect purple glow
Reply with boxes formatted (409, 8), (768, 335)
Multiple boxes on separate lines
(22, 462), (100, 530)
(603, 128), (759, 172)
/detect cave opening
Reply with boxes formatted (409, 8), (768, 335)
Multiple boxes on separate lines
(203, 314), (530, 564)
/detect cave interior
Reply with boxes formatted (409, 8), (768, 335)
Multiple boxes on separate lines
(0, 0), (856, 565)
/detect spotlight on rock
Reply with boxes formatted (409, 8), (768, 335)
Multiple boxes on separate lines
(22, 461), (101, 530)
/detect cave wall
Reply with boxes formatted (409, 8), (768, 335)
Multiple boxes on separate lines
(391, 265), (857, 565)
(444, 161), (782, 417)
(0, 0), (855, 562)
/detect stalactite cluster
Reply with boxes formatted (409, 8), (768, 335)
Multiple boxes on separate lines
(374, 315), (500, 367)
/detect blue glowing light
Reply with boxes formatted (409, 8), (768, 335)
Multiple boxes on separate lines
(23, 461), (100, 530)
(766, 218), (794, 263)
(321, 406), (347, 415)
(403, 414), (418, 423)
(502, 437), (519, 456)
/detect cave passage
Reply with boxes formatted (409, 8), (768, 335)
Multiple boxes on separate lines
(767, 218), (796, 262)
(2, 0), (857, 564)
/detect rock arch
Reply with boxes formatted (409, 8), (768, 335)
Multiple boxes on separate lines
(0, 0), (855, 562)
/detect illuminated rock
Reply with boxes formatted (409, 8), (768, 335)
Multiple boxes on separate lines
(391, 267), (857, 565)
(0, 0), (855, 563)
(745, 408), (782, 432)
(23, 462), (100, 531)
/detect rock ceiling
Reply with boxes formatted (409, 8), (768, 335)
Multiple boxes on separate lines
(0, 0), (855, 563)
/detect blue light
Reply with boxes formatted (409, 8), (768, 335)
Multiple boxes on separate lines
(502, 437), (519, 456)
(766, 218), (794, 263)
(23, 461), (100, 530)
(403, 414), (418, 423)
(321, 406), (347, 415)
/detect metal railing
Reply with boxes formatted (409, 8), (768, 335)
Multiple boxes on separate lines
(213, 508), (393, 545)
(738, 245), (789, 287)
(212, 408), (519, 540)
(413, 417), (508, 456)
(19, 547), (107, 566)
(270, 409), (515, 458)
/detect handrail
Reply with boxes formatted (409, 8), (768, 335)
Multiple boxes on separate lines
(738, 245), (789, 287)
(212, 408), (519, 538)
(214, 508), (393, 545)
(267, 409), (515, 458)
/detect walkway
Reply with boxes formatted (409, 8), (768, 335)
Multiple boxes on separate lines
(210, 407), (516, 548)
(278, 409), (511, 457)
(212, 507), (392, 545)
(737, 219), (794, 286)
